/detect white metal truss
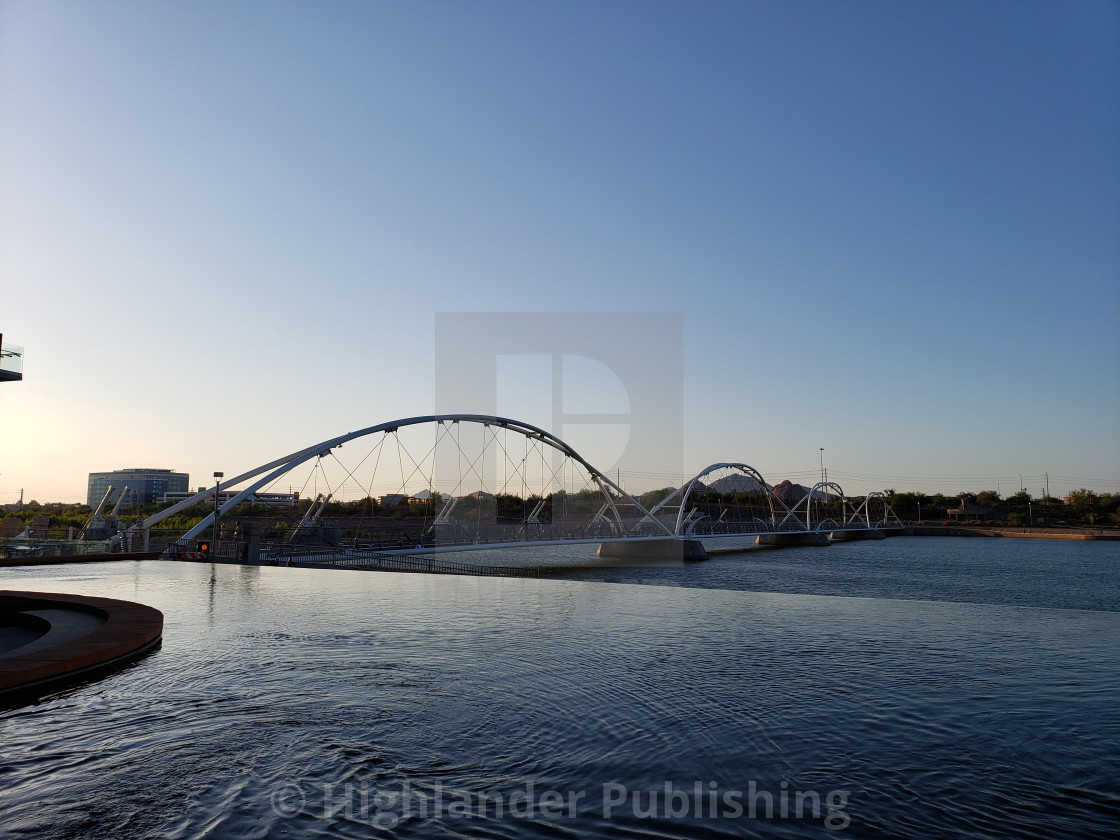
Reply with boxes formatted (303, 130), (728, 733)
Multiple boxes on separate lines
(131, 414), (674, 550)
(845, 491), (904, 529)
(776, 481), (853, 532)
(639, 463), (795, 536)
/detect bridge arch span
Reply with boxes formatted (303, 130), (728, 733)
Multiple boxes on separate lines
(846, 491), (903, 529)
(641, 463), (793, 536)
(776, 481), (851, 532)
(135, 415), (674, 550)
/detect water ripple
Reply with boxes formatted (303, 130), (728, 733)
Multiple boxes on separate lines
(0, 557), (1117, 839)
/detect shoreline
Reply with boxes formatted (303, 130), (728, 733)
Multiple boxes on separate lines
(906, 525), (1120, 541)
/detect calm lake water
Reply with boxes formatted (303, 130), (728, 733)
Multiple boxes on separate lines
(1, 537), (1118, 839)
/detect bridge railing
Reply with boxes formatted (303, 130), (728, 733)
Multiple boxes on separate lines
(257, 545), (539, 578)
(684, 517), (808, 536)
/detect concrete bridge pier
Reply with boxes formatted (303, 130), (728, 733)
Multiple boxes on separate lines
(755, 532), (831, 547)
(597, 538), (709, 562)
(829, 529), (885, 542)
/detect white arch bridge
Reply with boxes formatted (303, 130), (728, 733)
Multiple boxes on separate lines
(122, 415), (903, 569)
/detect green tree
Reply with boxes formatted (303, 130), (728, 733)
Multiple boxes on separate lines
(1062, 489), (1116, 526)
(976, 490), (1002, 508)
(638, 487), (678, 509)
(1064, 489), (1093, 514)
(931, 493), (958, 512)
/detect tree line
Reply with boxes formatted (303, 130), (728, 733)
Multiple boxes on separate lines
(883, 489), (1118, 527)
(4, 486), (1117, 531)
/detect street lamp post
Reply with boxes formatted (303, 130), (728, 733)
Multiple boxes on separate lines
(819, 448), (825, 485)
(917, 501), (921, 524)
(213, 471), (224, 553)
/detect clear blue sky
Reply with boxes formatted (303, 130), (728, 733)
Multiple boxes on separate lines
(1, 0), (1118, 503)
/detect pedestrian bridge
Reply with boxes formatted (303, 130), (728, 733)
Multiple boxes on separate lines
(126, 414), (902, 563)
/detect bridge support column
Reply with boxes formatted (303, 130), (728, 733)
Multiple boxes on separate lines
(755, 532), (831, 547)
(596, 539), (708, 562)
(245, 521), (262, 564)
(829, 529), (885, 542)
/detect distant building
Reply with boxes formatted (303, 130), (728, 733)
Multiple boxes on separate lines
(379, 494), (409, 507)
(87, 469), (189, 508)
(160, 491), (298, 508)
(946, 499), (1006, 522)
(0, 334), (24, 383)
(409, 489), (449, 503)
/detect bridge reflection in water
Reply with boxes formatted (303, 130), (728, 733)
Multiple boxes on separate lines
(135, 415), (902, 573)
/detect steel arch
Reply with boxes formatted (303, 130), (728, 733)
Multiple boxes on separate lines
(641, 463), (790, 536)
(846, 491), (904, 528)
(133, 414), (674, 548)
(777, 481), (851, 532)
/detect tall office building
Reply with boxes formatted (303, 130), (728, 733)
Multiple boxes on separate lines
(87, 469), (189, 508)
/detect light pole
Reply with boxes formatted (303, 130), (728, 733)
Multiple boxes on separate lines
(213, 471), (224, 552)
(819, 448), (825, 485)
(917, 500), (921, 524)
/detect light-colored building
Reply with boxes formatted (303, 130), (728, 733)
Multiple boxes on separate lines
(160, 491), (298, 508)
(409, 489), (449, 503)
(946, 499), (1006, 522)
(0, 334), (23, 383)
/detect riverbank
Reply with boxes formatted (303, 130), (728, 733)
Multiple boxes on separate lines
(0, 551), (160, 568)
(909, 525), (1120, 541)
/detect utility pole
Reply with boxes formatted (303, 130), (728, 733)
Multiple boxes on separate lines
(819, 448), (825, 485)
